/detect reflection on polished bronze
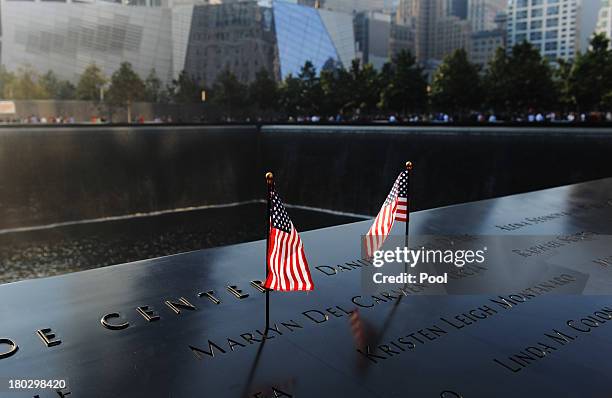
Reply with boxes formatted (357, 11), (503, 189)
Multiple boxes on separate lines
(1, 180), (612, 396)
(36, 328), (61, 347)
(227, 285), (249, 299)
(164, 297), (197, 314)
(250, 280), (266, 293)
(198, 290), (222, 305)
(0, 338), (18, 359)
(136, 305), (160, 322)
(100, 313), (130, 330)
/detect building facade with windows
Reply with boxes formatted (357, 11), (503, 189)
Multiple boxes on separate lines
(596, 0), (612, 44)
(468, 0), (507, 33)
(0, 0), (355, 86)
(469, 11), (506, 69)
(183, 1), (277, 86)
(273, 1), (355, 79)
(507, 0), (580, 62)
(0, 0), (180, 84)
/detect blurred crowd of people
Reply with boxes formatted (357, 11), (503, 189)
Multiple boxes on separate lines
(2, 111), (612, 125)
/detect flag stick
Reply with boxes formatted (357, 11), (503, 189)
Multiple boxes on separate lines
(405, 161), (413, 244)
(404, 161), (413, 292)
(265, 172), (274, 333)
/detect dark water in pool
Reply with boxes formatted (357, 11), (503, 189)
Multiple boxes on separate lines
(0, 203), (361, 285)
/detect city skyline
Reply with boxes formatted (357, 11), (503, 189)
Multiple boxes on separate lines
(0, 0), (609, 87)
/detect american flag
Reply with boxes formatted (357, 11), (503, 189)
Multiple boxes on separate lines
(364, 170), (409, 257)
(264, 191), (314, 291)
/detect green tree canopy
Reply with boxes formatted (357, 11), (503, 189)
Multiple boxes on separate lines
(77, 64), (107, 101)
(169, 70), (202, 104)
(107, 62), (145, 122)
(297, 61), (322, 115)
(10, 66), (49, 100)
(431, 49), (483, 118)
(379, 50), (428, 115)
(248, 68), (279, 112)
(484, 42), (556, 114)
(568, 33), (612, 112)
(345, 59), (381, 116)
(320, 66), (350, 117)
(144, 69), (165, 103)
(0, 66), (17, 99)
(212, 69), (248, 118)
(279, 74), (301, 117)
(40, 71), (76, 100)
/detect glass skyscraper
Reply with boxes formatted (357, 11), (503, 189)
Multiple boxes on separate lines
(273, 1), (354, 79)
(0, 0), (355, 85)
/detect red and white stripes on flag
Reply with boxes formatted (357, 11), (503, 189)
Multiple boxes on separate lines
(264, 191), (314, 291)
(364, 170), (409, 257)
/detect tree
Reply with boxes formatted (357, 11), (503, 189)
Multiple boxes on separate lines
(554, 58), (573, 112)
(169, 70), (201, 104)
(0, 66), (16, 99)
(12, 66), (48, 100)
(603, 91), (612, 111)
(342, 60), (381, 117)
(568, 33), (612, 112)
(297, 61), (322, 116)
(40, 71), (76, 100)
(320, 67), (347, 117)
(77, 64), (107, 101)
(248, 68), (279, 113)
(431, 49), (483, 118)
(379, 50), (428, 116)
(484, 42), (556, 115)
(212, 69), (247, 119)
(56, 81), (77, 100)
(279, 74), (301, 117)
(483, 48), (511, 113)
(107, 62), (145, 122)
(144, 69), (165, 103)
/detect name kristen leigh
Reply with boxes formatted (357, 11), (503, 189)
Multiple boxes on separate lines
(0, 269), (576, 366)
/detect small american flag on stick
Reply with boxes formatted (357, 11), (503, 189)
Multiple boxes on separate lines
(364, 164), (411, 257)
(264, 176), (314, 292)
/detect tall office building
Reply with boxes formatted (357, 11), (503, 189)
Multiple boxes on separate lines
(431, 16), (472, 60)
(469, 12), (507, 68)
(596, 0), (612, 44)
(412, 0), (443, 61)
(411, 0), (472, 63)
(184, 2), (277, 85)
(468, 0), (507, 32)
(273, 1), (355, 79)
(298, 0), (395, 13)
(507, 0), (581, 62)
(579, 0), (603, 50)
(447, 0), (469, 19)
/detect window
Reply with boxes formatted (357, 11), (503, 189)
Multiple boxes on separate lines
(545, 30), (558, 39)
(531, 20), (543, 29)
(531, 31), (543, 40)
(547, 18), (559, 27)
(545, 41), (558, 51)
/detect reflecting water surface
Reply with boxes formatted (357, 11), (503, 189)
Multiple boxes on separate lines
(0, 203), (360, 285)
